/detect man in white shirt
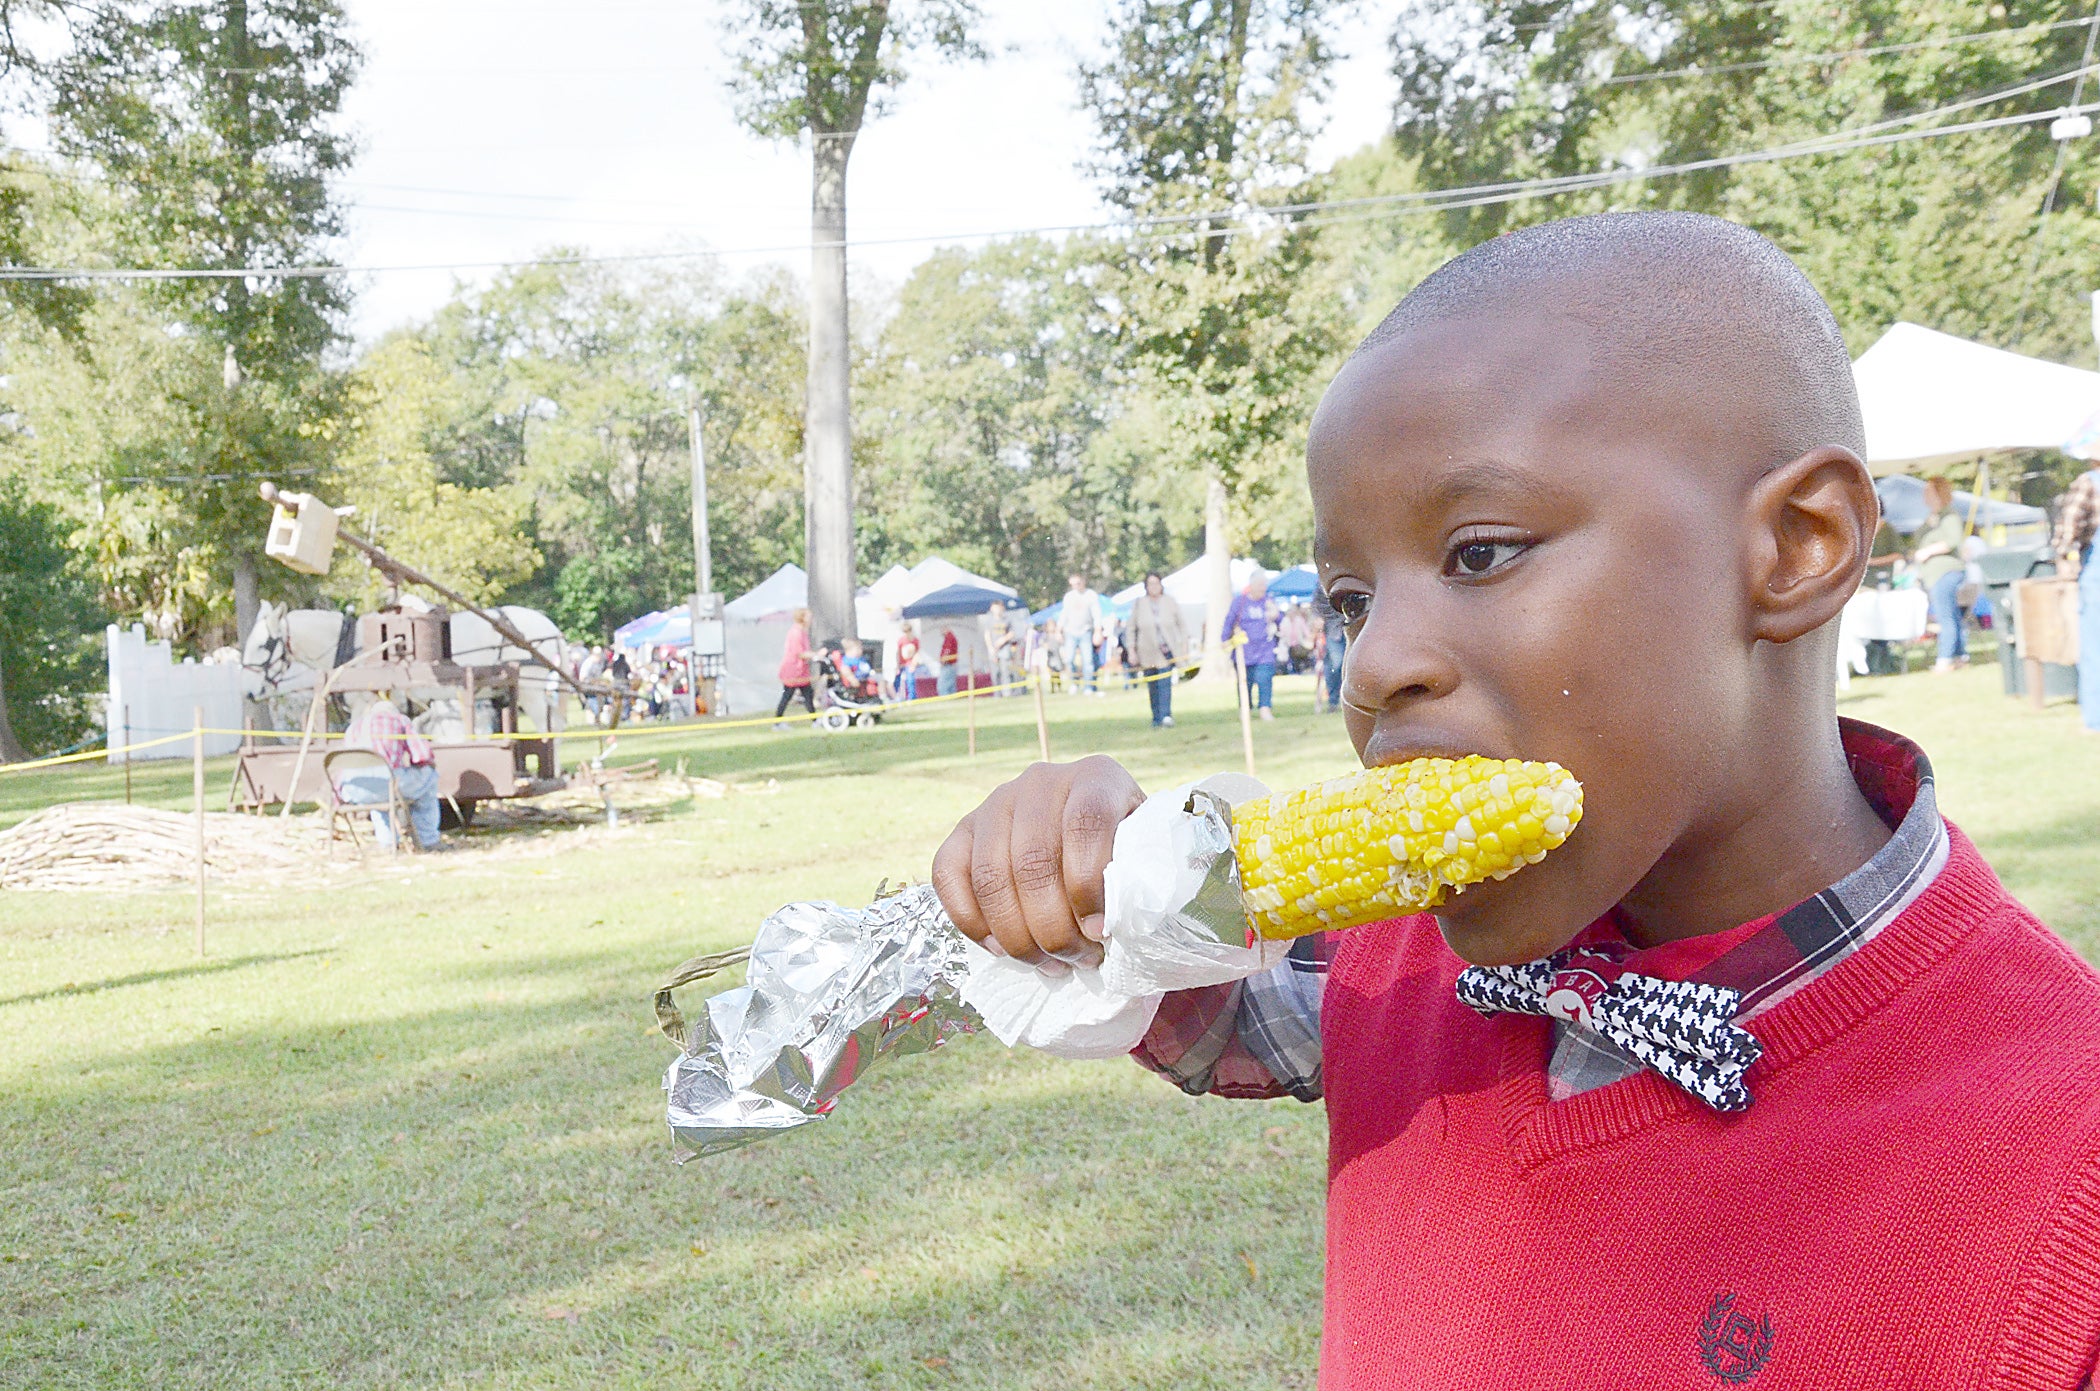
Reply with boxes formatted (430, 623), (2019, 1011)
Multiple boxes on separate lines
(1057, 574), (1102, 694)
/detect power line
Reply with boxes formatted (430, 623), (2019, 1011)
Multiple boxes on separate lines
(1603, 14), (2100, 85)
(2009, 0), (2100, 348)
(0, 64), (2091, 282)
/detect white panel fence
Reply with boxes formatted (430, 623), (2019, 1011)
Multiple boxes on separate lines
(106, 624), (246, 763)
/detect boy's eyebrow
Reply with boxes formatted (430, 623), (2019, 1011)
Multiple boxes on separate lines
(1417, 458), (1550, 512)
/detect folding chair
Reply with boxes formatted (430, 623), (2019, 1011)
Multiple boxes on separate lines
(324, 747), (408, 854)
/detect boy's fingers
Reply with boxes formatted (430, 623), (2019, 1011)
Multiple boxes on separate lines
(1063, 756), (1144, 943)
(1007, 775), (1097, 968)
(931, 818), (988, 945)
(962, 788), (1065, 973)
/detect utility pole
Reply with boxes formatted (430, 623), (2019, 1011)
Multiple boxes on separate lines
(688, 406), (717, 713)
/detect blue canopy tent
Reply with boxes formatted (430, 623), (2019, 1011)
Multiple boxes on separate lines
(1267, 564), (1319, 601)
(614, 607), (688, 648)
(1874, 475), (2047, 536)
(901, 583), (1017, 619)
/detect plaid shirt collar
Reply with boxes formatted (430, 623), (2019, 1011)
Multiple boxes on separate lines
(1545, 717), (1948, 1101)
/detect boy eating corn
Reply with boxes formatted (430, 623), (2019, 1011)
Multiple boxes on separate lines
(931, 212), (2100, 1388)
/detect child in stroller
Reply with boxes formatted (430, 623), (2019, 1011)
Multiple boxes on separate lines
(814, 639), (888, 730)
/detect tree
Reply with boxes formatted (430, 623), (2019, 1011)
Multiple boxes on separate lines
(1077, 0), (1351, 672)
(48, 0), (360, 644)
(718, 0), (983, 644)
(859, 236), (1184, 604)
(323, 335), (541, 611)
(396, 259), (810, 638)
(1384, 0), (2100, 355)
(0, 482), (102, 760)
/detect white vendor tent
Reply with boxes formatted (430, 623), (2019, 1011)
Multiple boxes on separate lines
(720, 565), (889, 717)
(861, 557), (1019, 678)
(1853, 322), (2100, 472)
(866, 557), (1016, 611)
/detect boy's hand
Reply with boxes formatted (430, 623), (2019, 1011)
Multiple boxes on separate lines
(932, 755), (1146, 975)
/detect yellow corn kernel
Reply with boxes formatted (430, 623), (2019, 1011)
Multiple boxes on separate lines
(1231, 756), (1583, 940)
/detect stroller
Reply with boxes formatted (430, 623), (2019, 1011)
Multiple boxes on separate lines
(813, 643), (891, 731)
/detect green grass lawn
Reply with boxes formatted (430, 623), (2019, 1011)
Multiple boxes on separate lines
(0, 667), (2094, 1388)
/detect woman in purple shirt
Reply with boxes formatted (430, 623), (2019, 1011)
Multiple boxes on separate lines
(1220, 573), (1280, 718)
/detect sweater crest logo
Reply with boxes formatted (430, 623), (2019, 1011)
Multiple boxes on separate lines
(1696, 1292), (1774, 1383)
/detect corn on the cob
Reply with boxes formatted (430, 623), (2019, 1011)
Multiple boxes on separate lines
(1232, 756), (1583, 940)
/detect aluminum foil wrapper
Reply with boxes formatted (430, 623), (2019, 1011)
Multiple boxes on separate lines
(661, 883), (979, 1161)
(661, 774), (1285, 1161)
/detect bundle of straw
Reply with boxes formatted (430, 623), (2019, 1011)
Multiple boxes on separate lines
(0, 803), (324, 892)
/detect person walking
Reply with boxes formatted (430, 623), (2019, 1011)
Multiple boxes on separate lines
(1911, 476), (1970, 672)
(936, 626), (961, 697)
(1221, 572), (1280, 719)
(893, 622), (922, 701)
(1058, 574), (1102, 694)
(2055, 463), (2100, 732)
(773, 608), (816, 727)
(1126, 572), (1188, 728)
(982, 600), (1017, 695)
(1312, 584), (1347, 713)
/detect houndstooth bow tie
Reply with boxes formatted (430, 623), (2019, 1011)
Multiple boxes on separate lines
(1455, 954), (1765, 1112)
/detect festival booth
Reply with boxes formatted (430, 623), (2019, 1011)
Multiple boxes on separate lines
(1267, 564), (1320, 602)
(612, 606), (726, 657)
(1841, 322), (2091, 689)
(899, 583), (1017, 695)
(864, 558), (1017, 666)
(719, 565), (896, 716)
(1854, 323), (2100, 474)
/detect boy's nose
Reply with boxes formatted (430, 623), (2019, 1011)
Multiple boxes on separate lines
(1340, 605), (1458, 714)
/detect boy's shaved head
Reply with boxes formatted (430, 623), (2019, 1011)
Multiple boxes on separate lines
(1357, 211), (1864, 466)
(1310, 211), (1887, 964)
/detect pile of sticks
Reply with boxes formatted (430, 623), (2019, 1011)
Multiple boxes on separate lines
(0, 803), (325, 892)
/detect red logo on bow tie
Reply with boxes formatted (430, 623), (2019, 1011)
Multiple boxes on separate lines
(1543, 955), (1623, 1028)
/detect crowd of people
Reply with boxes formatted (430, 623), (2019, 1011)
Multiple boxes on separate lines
(572, 644), (702, 724)
(860, 569), (1350, 729)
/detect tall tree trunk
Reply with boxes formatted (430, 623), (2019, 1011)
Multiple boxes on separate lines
(804, 134), (857, 646)
(0, 651), (26, 763)
(233, 550), (259, 648)
(1195, 472), (1233, 683)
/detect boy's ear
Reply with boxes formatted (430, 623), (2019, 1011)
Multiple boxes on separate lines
(1743, 446), (1878, 644)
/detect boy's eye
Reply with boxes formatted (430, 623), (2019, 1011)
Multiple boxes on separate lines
(1447, 539), (1529, 578)
(1329, 590), (1371, 626)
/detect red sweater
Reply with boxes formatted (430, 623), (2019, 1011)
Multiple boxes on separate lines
(1322, 827), (2100, 1388)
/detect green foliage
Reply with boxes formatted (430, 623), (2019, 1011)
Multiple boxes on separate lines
(372, 261), (809, 635)
(1079, 0), (1342, 217)
(0, 288), (336, 645)
(1077, 0), (1354, 565)
(323, 336), (540, 611)
(0, 482), (102, 756)
(722, 0), (984, 139)
(859, 237), (1181, 605)
(551, 547), (650, 640)
(34, 0), (360, 645)
(48, 0), (360, 364)
(1383, 0), (2100, 353)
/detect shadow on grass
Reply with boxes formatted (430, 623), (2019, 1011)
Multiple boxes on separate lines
(0, 948), (327, 1009)
(2, 978), (1324, 1390)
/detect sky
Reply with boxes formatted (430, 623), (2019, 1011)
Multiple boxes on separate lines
(334, 0), (1404, 343)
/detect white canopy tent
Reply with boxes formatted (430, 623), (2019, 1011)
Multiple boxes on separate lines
(720, 564), (891, 717)
(1853, 322), (2100, 473)
(861, 557), (1019, 679)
